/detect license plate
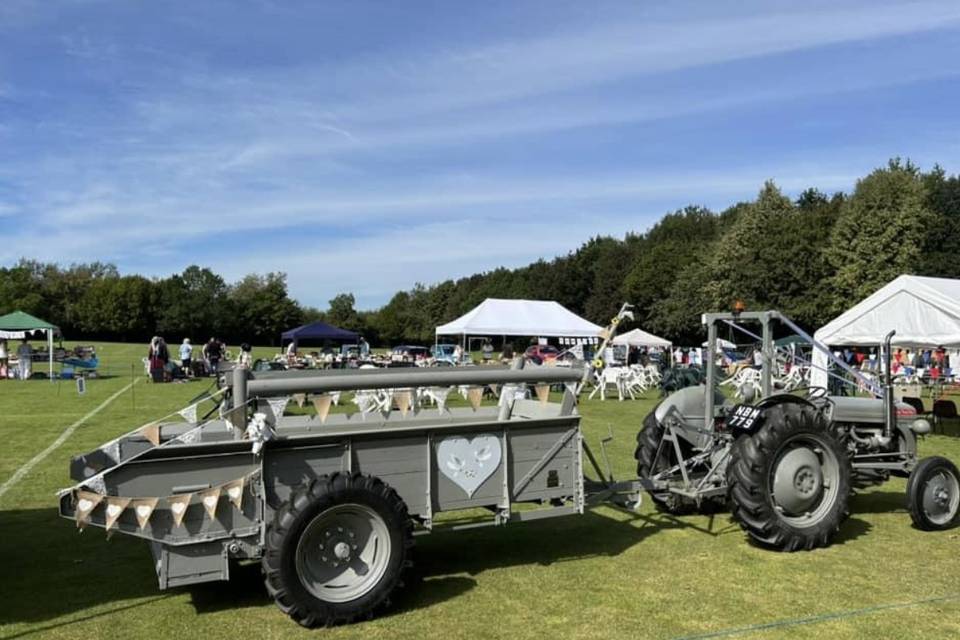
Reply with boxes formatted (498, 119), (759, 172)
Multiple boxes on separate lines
(728, 404), (763, 433)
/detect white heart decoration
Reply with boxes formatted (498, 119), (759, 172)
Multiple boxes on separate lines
(78, 498), (94, 512)
(136, 505), (152, 518)
(227, 486), (242, 500)
(437, 435), (502, 497)
(106, 503), (123, 517)
(171, 502), (187, 515)
(203, 495), (218, 508)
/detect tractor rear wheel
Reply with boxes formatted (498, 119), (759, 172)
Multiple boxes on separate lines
(906, 456), (960, 531)
(726, 402), (851, 551)
(262, 472), (414, 627)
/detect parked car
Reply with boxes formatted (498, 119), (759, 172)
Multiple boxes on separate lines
(524, 344), (561, 364)
(391, 345), (431, 360)
(431, 344), (470, 365)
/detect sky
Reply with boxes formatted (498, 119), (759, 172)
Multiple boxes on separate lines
(1, 0), (960, 309)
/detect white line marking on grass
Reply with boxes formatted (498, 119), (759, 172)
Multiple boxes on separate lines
(0, 379), (138, 501)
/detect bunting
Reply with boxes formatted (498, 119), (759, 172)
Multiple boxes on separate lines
(312, 394), (332, 424)
(223, 477), (245, 509)
(71, 471), (257, 535)
(104, 497), (131, 531)
(178, 403), (198, 424)
(293, 393), (307, 408)
(467, 386), (484, 411)
(488, 383), (500, 397)
(75, 490), (104, 529)
(140, 423), (160, 446)
(130, 498), (159, 530)
(394, 390), (412, 417)
(167, 493), (192, 527)
(267, 397), (289, 423)
(199, 487), (221, 520)
(431, 387), (450, 415)
(535, 384), (551, 405)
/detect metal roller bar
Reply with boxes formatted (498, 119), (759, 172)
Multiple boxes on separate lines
(243, 366), (583, 397)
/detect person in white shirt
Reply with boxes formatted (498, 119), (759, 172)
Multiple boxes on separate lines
(237, 343), (253, 368)
(17, 339), (32, 380)
(179, 338), (193, 375)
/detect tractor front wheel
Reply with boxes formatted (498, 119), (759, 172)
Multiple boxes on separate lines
(906, 456), (960, 531)
(726, 403), (851, 551)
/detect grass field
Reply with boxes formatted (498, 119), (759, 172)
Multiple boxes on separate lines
(1, 342), (959, 639)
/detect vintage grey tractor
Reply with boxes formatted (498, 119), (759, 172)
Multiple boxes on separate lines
(635, 310), (960, 550)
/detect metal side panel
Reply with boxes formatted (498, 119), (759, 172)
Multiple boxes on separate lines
(152, 540), (229, 589)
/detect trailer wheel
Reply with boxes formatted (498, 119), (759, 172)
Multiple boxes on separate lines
(635, 409), (696, 514)
(263, 472), (414, 627)
(906, 456), (960, 531)
(726, 403), (851, 551)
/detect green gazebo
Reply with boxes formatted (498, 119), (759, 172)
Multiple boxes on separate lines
(0, 310), (60, 379)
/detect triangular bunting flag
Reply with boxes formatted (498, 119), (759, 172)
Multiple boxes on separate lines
(199, 487), (221, 520)
(223, 405), (244, 432)
(141, 423), (160, 446)
(167, 493), (193, 527)
(75, 490), (104, 529)
(294, 393), (306, 408)
(395, 390), (411, 417)
(312, 394), (332, 424)
(468, 386), (483, 411)
(489, 384), (500, 397)
(536, 384), (550, 405)
(130, 498), (159, 530)
(104, 497), (131, 531)
(267, 397), (289, 422)
(223, 478), (245, 510)
(432, 387), (450, 415)
(179, 403), (198, 424)
(331, 391), (341, 406)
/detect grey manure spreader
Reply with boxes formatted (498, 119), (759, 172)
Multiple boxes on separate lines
(59, 363), (645, 627)
(59, 310), (960, 627)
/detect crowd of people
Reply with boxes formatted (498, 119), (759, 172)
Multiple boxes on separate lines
(0, 338), (35, 380)
(147, 336), (254, 383)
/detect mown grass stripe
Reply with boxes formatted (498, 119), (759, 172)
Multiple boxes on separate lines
(672, 593), (960, 639)
(0, 379), (137, 502)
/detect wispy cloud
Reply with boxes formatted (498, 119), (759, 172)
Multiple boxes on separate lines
(1, 1), (959, 307)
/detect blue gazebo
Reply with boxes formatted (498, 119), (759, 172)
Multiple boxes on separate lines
(281, 321), (359, 348)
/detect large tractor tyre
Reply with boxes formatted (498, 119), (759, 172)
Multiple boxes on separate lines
(263, 472), (414, 627)
(906, 456), (960, 531)
(635, 410), (698, 514)
(726, 403), (851, 551)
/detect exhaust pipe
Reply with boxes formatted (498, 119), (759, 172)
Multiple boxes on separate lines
(883, 330), (896, 439)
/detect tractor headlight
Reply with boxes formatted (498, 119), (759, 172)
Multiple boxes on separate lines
(910, 418), (932, 435)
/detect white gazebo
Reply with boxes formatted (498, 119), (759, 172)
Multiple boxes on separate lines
(611, 328), (671, 348)
(810, 275), (960, 388)
(435, 298), (602, 347)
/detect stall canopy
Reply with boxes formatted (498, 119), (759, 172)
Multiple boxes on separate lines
(281, 321), (359, 347)
(435, 298), (602, 341)
(611, 328), (671, 348)
(810, 275), (960, 388)
(0, 310), (59, 379)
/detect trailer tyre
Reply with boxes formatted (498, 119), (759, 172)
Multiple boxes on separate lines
(906, 456), (960, 531)
(726, 403), (851, 551)
(263, 472), (414, 627)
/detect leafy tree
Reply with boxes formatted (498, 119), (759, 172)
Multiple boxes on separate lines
(826, 160), (936, 315)
(228, 273), (303, 345)
(326, 293), (360, 331)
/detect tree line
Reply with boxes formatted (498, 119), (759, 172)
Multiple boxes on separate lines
(2, 160), (958, 347)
